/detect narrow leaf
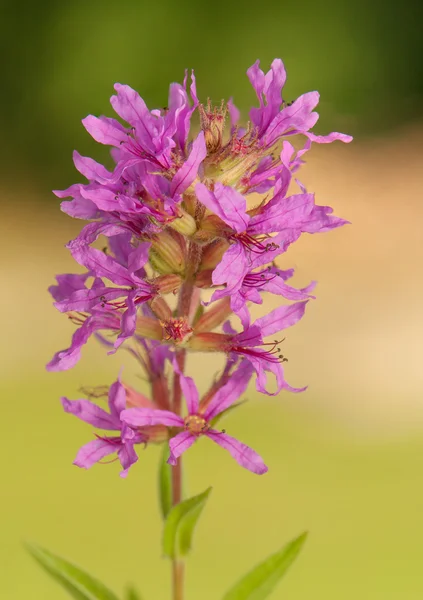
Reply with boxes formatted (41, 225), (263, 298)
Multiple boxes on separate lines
(26, 544), (119, 600)
(158, 444), (173, 519)
(222, 532), (308, 600)
(162, 487), (212, 559)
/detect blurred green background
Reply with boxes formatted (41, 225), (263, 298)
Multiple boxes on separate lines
(2, 0), (423, 598)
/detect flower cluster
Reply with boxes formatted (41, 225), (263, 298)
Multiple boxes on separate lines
(49, 59), (351, 477)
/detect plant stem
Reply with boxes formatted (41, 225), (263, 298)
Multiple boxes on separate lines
(170, 240), (202, 600)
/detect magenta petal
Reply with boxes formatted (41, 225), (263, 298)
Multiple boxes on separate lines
(108, 379), (126, 417)
(121, 408), (183, 428)
(82, 115), (127, 146)
(73, 151), (113, 183)
(170, 131), (206, 197)
(212, 244), (249, 291)
(255, 301), (308, 337)
(117, 443), (138, 478)
(167, 431), (196, 465)
(307, 131), (353, 144)
(179, 373), (199, 415)
(73, 438), (117, 469)
(196, 182), (249, 233)
(206, 431), (268, 475)
(204, 361), (253, 422)
(61, 398), (119, 430)
(54, 287), (124, 313)
(68, 242), (133, 287)
(46, 318), (98, 372)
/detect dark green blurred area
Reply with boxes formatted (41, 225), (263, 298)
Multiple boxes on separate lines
(2, 0), (422, 188)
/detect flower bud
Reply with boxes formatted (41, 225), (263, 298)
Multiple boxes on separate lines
(193, 298), (232, 334)
(186, 332), (229, 352)
(199, 239), (229, 271)
(153, 274), (183, 295)
(149, 230), (185, 274)
(135, 316), (163, 340)
(199, 100), (227, 154)
(168, 208), (197, 236)
(194, 270), (213, 288)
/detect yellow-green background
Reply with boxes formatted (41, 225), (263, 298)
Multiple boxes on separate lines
(2, 0), (423, 598)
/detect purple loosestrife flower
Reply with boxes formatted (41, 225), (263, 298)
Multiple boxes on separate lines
(188, 301), (308, 395)
(61, 379), (145, 477)
(121, 360), (267, 475)
(49, 58), (352, 481)
(195, 180), (346, 296)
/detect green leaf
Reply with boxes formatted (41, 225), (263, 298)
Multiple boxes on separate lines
(222, 532), (308, 600)
(158, 443), (173, 519)
(162, 487), (212, 559)
(26, 543), (120, 600)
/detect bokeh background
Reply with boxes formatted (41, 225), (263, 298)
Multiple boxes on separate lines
(2, 0), (423, 598)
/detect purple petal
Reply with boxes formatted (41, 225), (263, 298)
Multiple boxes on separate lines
(248, 193), (315, 235)
(117, 443), (139, 478)
(54, 286), (124, 313)
(247, 355), (306, 396)
(227, 98), (240, 131)
(68, 241), (134, 287)
(46, 318), (98, 372)
(264, 92), (320, 146)
(206, 431), (268, 475)
(196, 182), (250, 233)
(61, 397), (119, 430)
(167, 431), (196, 465)
(73, 151), (113, 183)
(108, 379), (127, 417)
(171, 131), (206, 197)
(180, 374), (200, 415)
(306, 131), (353, 144)
(121, 407), (183, 428)
(212, 244), (249, 291)
(73, 438), (117, 469)
(82, 115), (128, 146)
(254, 301), (308, 337)
(113, 291), (137, 349)
(48, 273), (90, 302)
(204, 361), (253, 421)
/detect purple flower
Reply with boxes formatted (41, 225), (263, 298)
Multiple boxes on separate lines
(247, 58), (353, 148)
(46, 307), (122, 372)
(59, 240), (156, 349)
(196, 181), (347, 293)
(226, 301), (308, 395)
(61, 379), (144, 477)
(121, 361), (268, 475)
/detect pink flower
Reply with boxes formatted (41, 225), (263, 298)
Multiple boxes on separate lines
(121, 361), (267, 475)
(61, 379), (145, 477)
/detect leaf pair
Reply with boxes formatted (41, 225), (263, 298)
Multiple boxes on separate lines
(27, 531), (307, 600)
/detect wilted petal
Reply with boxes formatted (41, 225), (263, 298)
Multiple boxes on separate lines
(206, 431), (268, 475)
(168, 431), (196, 465)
